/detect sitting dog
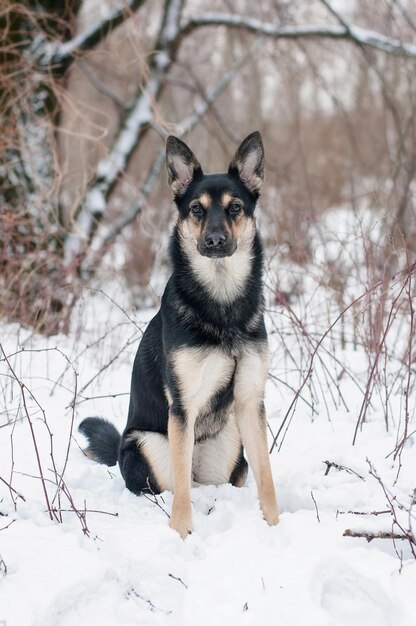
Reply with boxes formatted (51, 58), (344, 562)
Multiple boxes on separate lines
(79, 131), (279, 538)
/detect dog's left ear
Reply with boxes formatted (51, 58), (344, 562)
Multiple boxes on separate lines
(228, 131), (264, 194)
(166, 136), (202, 197)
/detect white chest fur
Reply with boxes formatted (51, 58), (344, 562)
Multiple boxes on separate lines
(172, 347), (235, 422)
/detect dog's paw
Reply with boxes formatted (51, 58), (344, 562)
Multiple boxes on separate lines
(262, 502), (280, 526)
(169, 516), (192, 539)
(259, 484), (279, 526)
(264, 508), (280, 526)
(170, 497), (192, 539)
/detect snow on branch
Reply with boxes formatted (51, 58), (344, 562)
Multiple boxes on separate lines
(64, 0), (184, 264)
(319, 0), (416, 57)
(63, 85), (153, 264)
(33, 1), (416, 75)
(82, 34), (265, 270)
(179, 12), (416, 59)
(85, 62), (250, 264)
(64, 2), (416, 266)
(34, 0), (147, 72)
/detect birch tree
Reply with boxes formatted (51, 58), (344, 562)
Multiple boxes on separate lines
(1, 0), (416, 334)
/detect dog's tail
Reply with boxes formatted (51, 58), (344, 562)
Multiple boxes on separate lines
(79, 417), (121, 467)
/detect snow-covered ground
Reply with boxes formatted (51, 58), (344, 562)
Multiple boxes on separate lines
(1, 208), (415, 626)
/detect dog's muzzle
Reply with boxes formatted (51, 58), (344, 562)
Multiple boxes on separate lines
(198, 231), (236, 258)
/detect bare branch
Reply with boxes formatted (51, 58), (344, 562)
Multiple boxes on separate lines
(323, 460), (366, 481)
(343, 528), (410, 542)
(34, 0), (147, 73)
(337, 509), (391, 517)
(64, 0), (185, 265)
(0, 342), (54, 520)
(78, 60), (129, 109)
(83, 33), (267, 264)
(392, 0), (416, 31)
(179, 11), (416, 59)
(97, 69), (244, 248)
(311, 491), (321, 522)
(64, 3), (416, 268)
(0, 475), (26, 503)
(270, 261), (416, 453)
(320, 0), (416, 57)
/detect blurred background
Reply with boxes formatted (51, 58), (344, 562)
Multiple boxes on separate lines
(1, 0), (416, 334)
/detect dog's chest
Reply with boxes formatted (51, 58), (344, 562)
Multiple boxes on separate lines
(172, 347), (235, 424)
(171, 342), (267, 441)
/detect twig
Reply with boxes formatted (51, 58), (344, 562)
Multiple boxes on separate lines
(50, 508), (118, 517)
(14, 470), (91, 536)
(0, 475), (26, 502)
(168, 573), (188, 589)
(142, 479), (170, 518)
(78, 60), (129, 109)
(0, 519), (16, 532)
(367, 460), (416, 559)
(0, 342), (54, 520)
(336, 509), (390, 517)
(323, 460), (365, 481)
(52, 472), (91, 536)
(0, 554), (7, 576)
(75, 329), (141, 399)
(52, 362), (79, 514)
(311, 490), (321, 522)
(74, 392), (130, 406)
(352, 270), (412, 444)
(127, 586), (172, 614)
(270, 261), (416, 453)
(343, 528), (408, 542)
(393, 272), (414, 472)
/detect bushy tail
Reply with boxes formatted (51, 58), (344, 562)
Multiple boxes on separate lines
(79, 417), (121, 467)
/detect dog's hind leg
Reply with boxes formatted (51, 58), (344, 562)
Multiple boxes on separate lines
(119, 431), (172, 495)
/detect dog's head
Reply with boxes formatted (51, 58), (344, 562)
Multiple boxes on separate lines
(166, 132), (264, 259)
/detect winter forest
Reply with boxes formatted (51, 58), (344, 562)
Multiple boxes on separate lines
(1, 0), (416, 624)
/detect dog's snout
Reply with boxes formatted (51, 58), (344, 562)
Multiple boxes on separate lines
(205, 231), (227, 248)
(198, 227), (235, 257)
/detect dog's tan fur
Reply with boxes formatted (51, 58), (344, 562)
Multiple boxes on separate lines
(168, 416), (194, 537)
(177, 216), (255, 304)
(233, 345), (279, 525)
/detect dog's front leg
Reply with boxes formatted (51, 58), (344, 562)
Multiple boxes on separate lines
(234, 348), (279, 526)
(168, 414), (194, 539)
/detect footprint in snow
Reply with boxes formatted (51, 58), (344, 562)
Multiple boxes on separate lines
(314, 558), (393, 626)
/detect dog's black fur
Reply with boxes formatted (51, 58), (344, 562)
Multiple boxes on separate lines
(79, 131), (279, 537)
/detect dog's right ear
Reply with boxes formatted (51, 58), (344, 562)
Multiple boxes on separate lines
(166, 136), (202, 197)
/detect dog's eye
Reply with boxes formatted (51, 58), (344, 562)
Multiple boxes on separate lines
(190, 202), (204, 216)
(229, 201), (243, 214)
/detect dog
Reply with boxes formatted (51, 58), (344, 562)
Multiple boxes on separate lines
(79, 131), (279, 538)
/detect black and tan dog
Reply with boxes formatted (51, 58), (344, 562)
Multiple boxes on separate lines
(79, 131), (279, 538)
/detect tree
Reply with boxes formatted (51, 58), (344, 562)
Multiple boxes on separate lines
(1, 0), (416, 334)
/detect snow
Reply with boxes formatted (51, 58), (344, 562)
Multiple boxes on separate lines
(95, 93), (153, 182)
(1, 208), (416, 625)
(183, 12), (416, 59)
(159, 0), (183, 47)
(36, 0), (144, 67)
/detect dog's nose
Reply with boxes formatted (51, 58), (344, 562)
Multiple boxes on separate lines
(205, 232), (227, 248)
